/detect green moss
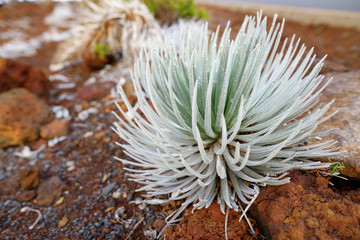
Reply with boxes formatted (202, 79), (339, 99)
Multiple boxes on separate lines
(93, 42), (110, 59)
(143, 0), (209, 24)
(329, 162), (345, 174)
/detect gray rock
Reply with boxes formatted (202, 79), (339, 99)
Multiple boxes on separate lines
(101, 182), (116, 195)
(319, 71), (360, 178)
(35, 176), (66, 206)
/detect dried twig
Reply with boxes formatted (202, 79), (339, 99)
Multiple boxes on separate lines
(125, 217), (144, 240)
(20, 207), (42, 230)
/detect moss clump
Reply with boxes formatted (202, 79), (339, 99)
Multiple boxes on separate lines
(93, 42), (110, 59)
(143, 0), (209, 24)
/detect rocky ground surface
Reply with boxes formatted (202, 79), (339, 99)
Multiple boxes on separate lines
(0, 1), (359, 240)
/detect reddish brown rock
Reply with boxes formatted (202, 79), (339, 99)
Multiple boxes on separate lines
(92, 131), (106, 144)
(116, 95), (138, 120)
(0, 174), (20, 195)
(0, 58), (50, 98)
(31, 139), (47, 150)
(122, 81), (135, 97)
(15, 190), (37, 202)
(0, 88), (52, 148)
(35, 176), (65, 206)
(319, 71), (360, 178)
(165, 202), (253, 240)
(19, 168), (40, 190)
(83, 51), (109, 70)
(40, 118), (70, 139)
(77, 81), (115, 101)
(250, 171), (360, 240)
(152, 219), (166, 232)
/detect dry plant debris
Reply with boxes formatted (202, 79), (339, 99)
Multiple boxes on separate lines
(50, 0), (163, 71)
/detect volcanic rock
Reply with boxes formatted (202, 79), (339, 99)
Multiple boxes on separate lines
(0, 88), (52, 148)
(19, 167), (40, 190)
(83, 51), (109, 70)
(0, 58), (50, 98)
(122, 81), (135, 96)
(250, 171), (360, 240)
(165, 202), (251, 240)
(58, 216), (69, 228)
(0, 174), (20, 195)
(319, 71), (360, 178)
(15, 190), (37, 202)
(77, 81), (115, 101)
(40, 118), (70, 139)
(35, 175), (65, 206)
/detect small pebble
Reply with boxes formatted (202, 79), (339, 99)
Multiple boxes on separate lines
(58, 216), (69, 227)
(112, 188), (122, 199)
(66, 161), (75, 171)
(126, 193), (133, 201)
(101, 182), (116, 195)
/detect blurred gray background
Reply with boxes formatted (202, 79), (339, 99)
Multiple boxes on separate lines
(199, 0), (360, 12)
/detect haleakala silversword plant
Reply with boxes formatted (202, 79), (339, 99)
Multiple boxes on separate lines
(112, 12), (340, 237)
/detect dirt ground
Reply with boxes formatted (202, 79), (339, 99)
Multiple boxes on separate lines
(0, 1), (359, 240)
